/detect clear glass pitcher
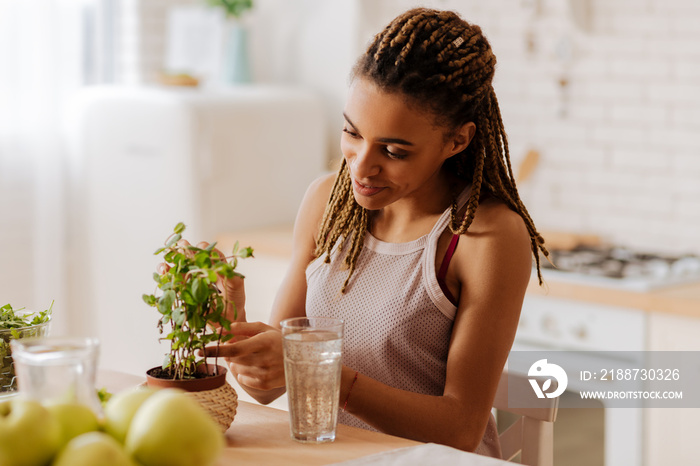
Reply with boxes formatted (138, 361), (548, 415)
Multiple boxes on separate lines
(9, 337), (102, 414)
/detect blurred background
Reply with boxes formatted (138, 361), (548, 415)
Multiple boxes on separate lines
(0, 0), (700, 465)
(1, 1), (699, 463)
(2, 0), (700, 366)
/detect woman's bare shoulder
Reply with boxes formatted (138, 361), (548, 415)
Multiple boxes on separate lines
(292, 172), (337, 254)
(307, 172), (336, 202)
(455, 196), (532, 285)
(300, 172), (336, 222)
(466, 196), (530, 241)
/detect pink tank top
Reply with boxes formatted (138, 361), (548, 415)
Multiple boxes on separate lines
(305, 188), (502, 458)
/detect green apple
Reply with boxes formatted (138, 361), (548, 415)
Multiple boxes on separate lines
(46, 402), (100, 449)
(103, 386), (158, 443)
(125, 389), (224, 466)
(0, 398), (61, 466)
(52, 431), (136, 466)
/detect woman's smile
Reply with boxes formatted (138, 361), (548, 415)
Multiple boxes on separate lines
(352, 178), (386, 197)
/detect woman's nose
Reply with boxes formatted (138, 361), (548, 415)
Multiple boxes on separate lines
(350, 144), (380, 179)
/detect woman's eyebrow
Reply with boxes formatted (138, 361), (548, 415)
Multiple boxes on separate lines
(342, 112), (414, 146)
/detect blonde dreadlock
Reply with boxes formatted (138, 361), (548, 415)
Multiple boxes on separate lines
(315, 8), (549, 292)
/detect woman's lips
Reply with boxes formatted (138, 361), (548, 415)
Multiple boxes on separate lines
(352, 178), (385, 196)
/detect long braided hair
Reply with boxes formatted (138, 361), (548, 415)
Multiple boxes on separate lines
(315, 8), (548, 292)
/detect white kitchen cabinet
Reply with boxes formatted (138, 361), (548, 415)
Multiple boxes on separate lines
(645, 312), (700, 466)
(514, 294), (646, 466)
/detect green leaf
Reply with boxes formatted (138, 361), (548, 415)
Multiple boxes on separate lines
(164, 250), (176, 263)
(173, 252), (186, 265)
(174, 222), (186, 235)
(181, 289), (197, 306)
(96, 387), (113, 406)
(172, 308), (186, 326)
(205, 241), (218, 252)
(190, 313), (205, 331)
(157, 290), (176, 314)
(142, 294), (157, 306)
(195, 251), (210, 268)
(191, 278), (208, 304)
(166, 233), (182, 248)
(176, 330), (190, 344)
(154, 246), (166, 255)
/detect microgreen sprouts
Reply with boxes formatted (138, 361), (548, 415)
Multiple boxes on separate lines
(0, 301), (53, 333)
(0, 301), (53, 391)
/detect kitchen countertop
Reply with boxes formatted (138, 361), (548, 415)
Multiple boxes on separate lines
(527, 275), (700, 318)
(217, 226), (700, 319)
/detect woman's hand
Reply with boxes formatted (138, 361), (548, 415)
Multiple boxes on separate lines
(159, 239), (248, 324)
(195, 241), (247, 324)
(204, 322), (287, 402)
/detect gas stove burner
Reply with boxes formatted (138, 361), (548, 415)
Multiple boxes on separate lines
(540, 245), (700, 291)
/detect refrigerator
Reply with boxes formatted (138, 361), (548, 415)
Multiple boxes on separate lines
(65, 85), (327, 374)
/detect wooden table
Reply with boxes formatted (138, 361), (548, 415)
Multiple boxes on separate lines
(97, 370), (422, 465)
(220, 400), (420, 465)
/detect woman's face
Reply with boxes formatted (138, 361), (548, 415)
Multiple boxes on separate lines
(341, 77), (471, 212)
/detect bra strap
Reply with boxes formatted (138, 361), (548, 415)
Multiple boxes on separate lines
(436, 233), (460, 306)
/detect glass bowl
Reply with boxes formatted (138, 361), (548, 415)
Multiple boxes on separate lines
(0, 314), (51, 396)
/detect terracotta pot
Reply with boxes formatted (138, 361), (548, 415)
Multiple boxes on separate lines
(145, 364), (228, 392)
(145, 364), (238, 432)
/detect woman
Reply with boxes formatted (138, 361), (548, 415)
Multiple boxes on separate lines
(205, 7), (548, 457)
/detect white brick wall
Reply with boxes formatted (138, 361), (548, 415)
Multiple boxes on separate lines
(471, 0), (700, 255)
(126, 0), (700, 255)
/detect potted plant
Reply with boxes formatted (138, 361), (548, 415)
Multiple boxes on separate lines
(206, 0), (253, 19)
(142, 222), (253, 431)
(206, 0), (255, 84)
(0, 302), (53, 394)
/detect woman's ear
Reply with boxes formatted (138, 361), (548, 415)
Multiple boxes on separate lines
(446, 122), (476, 158)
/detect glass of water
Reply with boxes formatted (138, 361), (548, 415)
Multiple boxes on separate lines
(281, 317), (344, 443)
(10, 337), (102, 414)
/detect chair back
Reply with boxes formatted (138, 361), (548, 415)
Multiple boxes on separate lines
(493, 370), (559, 466)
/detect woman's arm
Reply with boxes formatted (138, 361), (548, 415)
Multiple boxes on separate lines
(338, 200), (532, 451)
(205, 173), (336, 404)
(267, 173), (336, 327)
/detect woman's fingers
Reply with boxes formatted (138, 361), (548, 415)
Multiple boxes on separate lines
(229, 321), (270, 337)
(203, 322), (278, 357)
(203, 339), (255, 359)
(193, 241), (246, 321)
(229, 362), (285, 391)
(201, 322), (285, 391)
